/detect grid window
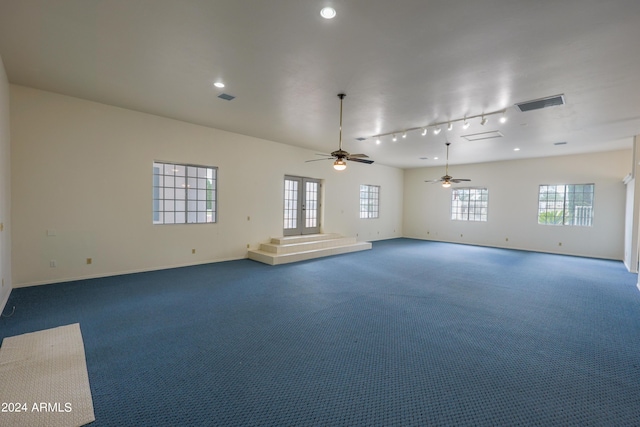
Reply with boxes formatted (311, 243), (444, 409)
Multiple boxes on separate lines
(360, 185), (380, 219)
(538, 184), (594, 226)
(451, 188), (488, 221)
(153, 162), (217, 224)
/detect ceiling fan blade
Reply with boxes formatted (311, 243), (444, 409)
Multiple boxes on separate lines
(450, 178), (471, 182)
(347, 157), (374, 164)
(348, 153), (369, 158)
(305, 158), (333, 163)
(425, 179), (443, 183)
(315, 153), (332, 157)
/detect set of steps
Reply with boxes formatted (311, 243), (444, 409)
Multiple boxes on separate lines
(248, 233), (372, 265)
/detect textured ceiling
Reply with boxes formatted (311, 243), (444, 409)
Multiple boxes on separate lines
(1, 0), (639, 169)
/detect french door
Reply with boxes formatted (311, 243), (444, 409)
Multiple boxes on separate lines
(283, 176), (321, 236)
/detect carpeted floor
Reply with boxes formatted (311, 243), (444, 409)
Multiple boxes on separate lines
(1, 239), (639, 426)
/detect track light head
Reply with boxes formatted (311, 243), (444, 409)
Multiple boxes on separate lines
(499, 112), (507, 123)
(392, 134), (397, 142)
(433, 127), (442, 135)
(480, 116), (488, 126)
(447, 122), (453, 131)
(421, 128), (427, 136)
(402, 132), (407, 139)
(462, 119), (470, 130)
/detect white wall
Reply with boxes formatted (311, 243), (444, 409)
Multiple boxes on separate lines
(11, 85), (403, 287)
(404, 150), (630, 260)
(0, 56), (11, 311)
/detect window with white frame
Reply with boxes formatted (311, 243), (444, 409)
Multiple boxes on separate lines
(538, 184), (594, 226)
(451, 188), (488, 221)
(360, 185), (380, 219)
(153, 162), (217, 224)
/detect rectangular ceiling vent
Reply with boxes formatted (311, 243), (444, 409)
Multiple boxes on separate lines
(461, 130), (503, 142)
(218, 93), (236, 101)
(355, 137), (367, 141)
(516, 94), (565, 112)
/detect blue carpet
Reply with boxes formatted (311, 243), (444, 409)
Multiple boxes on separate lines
(1, 239), (639, 426)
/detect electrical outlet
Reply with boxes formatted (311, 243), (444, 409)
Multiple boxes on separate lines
(192, 249), (196, 254)
(2, 278), (4, 287)
(505, 237), (509, 242)
(460, 234), (463, 237)
(0, 222), (3, 232)
(247, 216), (250, 221)
(246, 243), (250, 249)
(559, 242), (562, 246)
(86, 258), (92, 265)
(50, 260), (57, 268)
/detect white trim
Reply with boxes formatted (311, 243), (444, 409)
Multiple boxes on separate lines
(403, 236), (623, 261)
(13, 256), (247, 288)
(0, 289), (10, 315)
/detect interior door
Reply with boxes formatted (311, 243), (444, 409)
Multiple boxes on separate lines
(284, 176), (321, 236)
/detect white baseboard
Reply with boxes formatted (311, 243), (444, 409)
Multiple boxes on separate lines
(14, 256), (247, 288)
(0, 288), (11, 315)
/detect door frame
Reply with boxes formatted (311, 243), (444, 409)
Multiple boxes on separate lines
(283, 175), (322, 236)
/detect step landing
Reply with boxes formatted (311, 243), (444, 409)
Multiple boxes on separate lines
(248, 233), (371, 265)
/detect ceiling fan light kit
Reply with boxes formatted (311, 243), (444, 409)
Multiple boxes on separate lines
(333, 159), (347, 170)
(305, 94), (374, 171)
(425, 142), (471, 188)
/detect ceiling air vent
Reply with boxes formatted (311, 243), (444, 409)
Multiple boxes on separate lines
(218, 93), (236, 101)
(461, 130), (503, 142)
(355, 137), (366, 141)
(516, 94), (565, 112)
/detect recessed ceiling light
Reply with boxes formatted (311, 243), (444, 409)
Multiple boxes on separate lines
(514, 148), (521, 151)
(213, 82), (225, 88)
(434, 157), (439, 160)
(320, 7), (336, 19)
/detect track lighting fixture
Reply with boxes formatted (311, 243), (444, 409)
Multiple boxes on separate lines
(368, 107), (509, 143)
(376, 137), (381, 145)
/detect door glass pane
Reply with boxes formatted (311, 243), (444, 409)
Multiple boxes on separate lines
(305, 181), (318, 228)
(284, 179), (298, 229)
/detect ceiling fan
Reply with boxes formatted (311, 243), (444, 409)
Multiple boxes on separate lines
(306, 93), (374, 171)
(425, 142), (471, 188)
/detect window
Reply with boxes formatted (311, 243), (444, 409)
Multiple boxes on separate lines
(360, 185), (380, 219)
(538, 184), (594, 226)
(153, 162), (217, 224)
(451, 188), (488, 221)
